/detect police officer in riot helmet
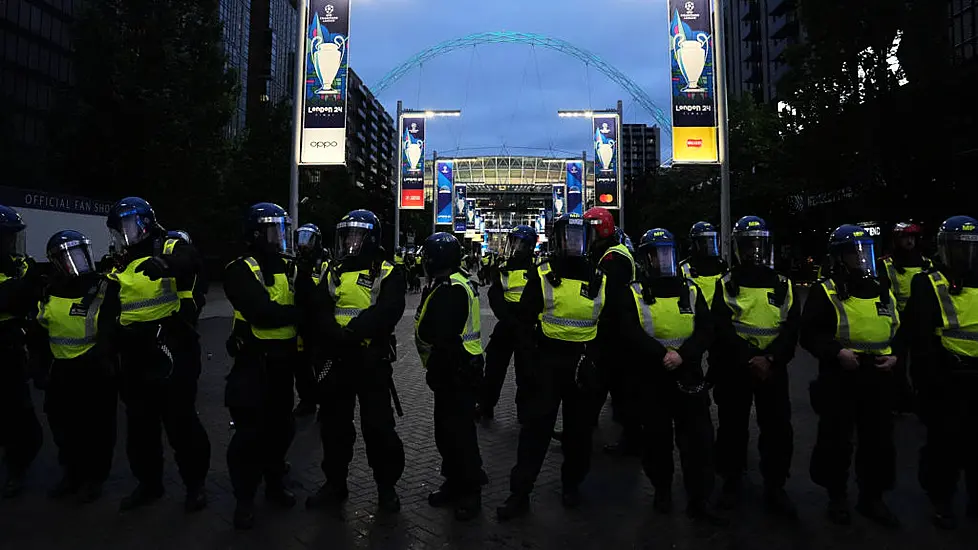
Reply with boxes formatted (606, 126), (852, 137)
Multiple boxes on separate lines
(0, 204), (43, 498)
(29, 231), (118, 503)
(680, 222), (728, 308)
(223, 202), (304, 529)
(103, 197), (211, 513)
(802, 225), (902, 527)
(306, 209), (406, 514)
(294, 223), (325, 418)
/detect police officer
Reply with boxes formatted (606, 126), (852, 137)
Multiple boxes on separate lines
(622, 228), (724, 524)
(294, 223), (324, 418)
(415, 232), (485, 521)
(903, 215), (978, 529)
(306, 209), (406, 513)
(802, 225), (902, 527)
(496, 213), (610, 521)
(583, 207), (638, 455)
(30, 231), (118, 503)
(224, 202), (303, 529)
(680, 221), (728, 307)
(478, 225), (537, 421)
(103, 197), (211, 513)
(712, 215), (799, 517)
(0, 205), (43, 497)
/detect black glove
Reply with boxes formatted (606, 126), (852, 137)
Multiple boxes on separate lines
(134, 257), (169, 280)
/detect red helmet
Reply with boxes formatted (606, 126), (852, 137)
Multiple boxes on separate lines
(583, 207), (616, 240)
(892, 221), (922, 236)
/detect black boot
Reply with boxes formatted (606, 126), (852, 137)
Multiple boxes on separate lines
(764, 486), (798, 519)
(428, 481), (457, 508)
(653, 489), (673, 514)
(77, 482), (104, 504)
(234, 499), (255, 530)
(265, 485), (297, 509)
(827, 492), (851, 526)
(496, 493), (530, 522)
(454, 492), (481, 521)
(184, 485), (208, 513)
(687, 500), (730, 527)
(378, 485), (401, 513)
(561, 485), (582, 509)
(49, 476), (81, 499)
(306, 481), (349, 509)
(119, 484), (164, 511)
(856, 495), (901, 529)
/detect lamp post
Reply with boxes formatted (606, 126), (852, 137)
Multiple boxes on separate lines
(557, 102), (624, 227)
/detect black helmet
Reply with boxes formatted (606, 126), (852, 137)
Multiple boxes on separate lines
(46, 230), (96, 277)
(166, 230), (192, 245)
(639, 228), (678, 278)
(937, 215), (978, 276)
(505, 225), (537, 261)
(422, 232), (461, 278)
(244, 202), (293, 257)
(828, 224), (877, 280)
(0, 205), (26, 258)
(551, 213), (590, 258)
(107, 197), (158, 250)
(335, 210), (381, 261)
(689, 221), (720, 258)
(296, 223), (322, 259)
(732, 215), (773, 268)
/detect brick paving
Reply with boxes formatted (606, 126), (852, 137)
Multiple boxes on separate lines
(1, 289), (977, 549)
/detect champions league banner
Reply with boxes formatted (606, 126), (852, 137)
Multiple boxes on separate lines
(435, 160), (454, 226)
(552, 184), (566, 218)
(565, 161), (584, 216)
(299, 0), (350, 165)
(592, 115), (621, 209)
(465, 199), (476, 230)
(399, 115), (426, 209)
(669, 0), (719, 163)
(454, 185), (467, 233)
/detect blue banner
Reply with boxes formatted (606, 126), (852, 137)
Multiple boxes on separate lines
(552, 184), (567, 219)
(299, 0), (350, 165)
(454, 185), (467, 233)
(566, 161), (584, 216)
(465, 199), (476, 230)
(435, 160), (454, 225)
(592, 115), (620, 209)
(669, 0), (719, 163)
(399, 115), (426, 209)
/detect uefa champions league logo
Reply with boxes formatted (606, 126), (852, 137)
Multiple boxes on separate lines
(685, 1), (694, 13)
(599, 123), (611, 134)
(408, 123), (419, 134)
(441, 165), (449, 174)
(325, 4), (334, 16)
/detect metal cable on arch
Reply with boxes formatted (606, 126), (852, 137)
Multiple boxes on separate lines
(371, 31), (672, 134)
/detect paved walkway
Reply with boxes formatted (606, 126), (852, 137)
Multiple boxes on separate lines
(1, 290), (976, 549)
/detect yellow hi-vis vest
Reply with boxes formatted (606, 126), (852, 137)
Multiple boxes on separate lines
(881, 256), (928, 312)
(537, 262), (606, 342)
(414, 272), (483, 368)
(821, 279), (899, 355)
(231, 257), (296, 340)
(395, 254), (405, 266)
(630, 281), (697, 351)
(604, 243), (637, 281)
(327, 261), (395, 328)
(679, 260), (722, 306)
(161, 238), (197, 306)
(37, 281), (106, 360)
(720, 272), (793, 350)
(0, 257), (29, 322)
(500, 268), (529, 303)
(108, 257), (180, 326)
(927, 271), (978, 358)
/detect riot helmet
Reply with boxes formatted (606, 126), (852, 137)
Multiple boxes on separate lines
(937, 215), (978, 277)
(505, 225), (537, 261)
(828, 224), (877, 280)
(551, 214), (590, 258)
(46, 230), (96, 277)
(107, 197), (158, 251)
(422, 232), (461, 279)
(244, 202), (293, 257)
(0, 205), (27, 258)
(639, 228), (678, 279)
(335, 210), (381, 261)
(689, 221), (720, 258)
(732, 215), (773, 268)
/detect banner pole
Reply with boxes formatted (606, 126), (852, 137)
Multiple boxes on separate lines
(394, 100), (402, 251)
(290, 0), (309, 226)
(713, 0), (731, 262)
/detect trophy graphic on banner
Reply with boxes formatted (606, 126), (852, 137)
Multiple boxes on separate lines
(554, 192), (564, 215)
(595, 123), (616, 172)
(404, 124), (423, 172)
(456, 195), (466, 216)
(310, 27), (346, 96)
(672, 9), (710, 93)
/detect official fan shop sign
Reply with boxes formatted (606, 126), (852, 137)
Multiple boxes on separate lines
(299, 0), (351, 165)
(0, 187), (113, 216)
(399, 115), (426, 209)
(669, 0), (719, 163)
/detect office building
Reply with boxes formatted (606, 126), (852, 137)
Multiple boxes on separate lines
(723, 0), (802, 104)
(620, 123), (660, 190)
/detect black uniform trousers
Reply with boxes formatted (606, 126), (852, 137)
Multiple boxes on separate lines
(428, 356), (484, 495)
(482, 320), (528, 414)
(121, 326), (210, 492)
(226, 346), (296, 501)
(809, 369), (895, 497)
(0, 347), (42, 477)
(917, 366), (978, 504)
(45, 355), (118, 484)
(714, 366), (794, 487)
(318, 354), (404, 489)
(640, 377), (716, 503)
(510, 352), (593, 495)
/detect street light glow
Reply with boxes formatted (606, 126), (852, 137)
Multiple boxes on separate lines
(557, 110), (595, 118)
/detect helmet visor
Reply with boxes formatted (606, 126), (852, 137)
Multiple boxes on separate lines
(335, 222), (372, 260)
(296, 227), (321, 254)
(645, 244), (678, 278)
(48, 239), (95, 276)
(840, 240), (877, 279)
(504, 235), (533, 260)
(692, 233), (719, 257)
(555, 221), (587, 258)
(258, 217), (294, 257)
(939, 233), (978, 274)
(110, 214), (153, 249)
(734, 231), (772, 268)
(1, 230), (26, 258)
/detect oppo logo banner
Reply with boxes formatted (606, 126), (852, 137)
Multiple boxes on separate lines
(310, 141), (338, 148)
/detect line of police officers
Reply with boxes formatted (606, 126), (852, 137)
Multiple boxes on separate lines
(2, 196), (977, 532)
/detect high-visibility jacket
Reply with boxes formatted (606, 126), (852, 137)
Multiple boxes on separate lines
(414, 272), (482, 368)
(679, 260), (722, 307)
(881, 256), (930, 312)
(603, 243), (636, 281)
(327, 261), (395, 329)
(37, 280), (107, 360)
(720, 271), (793, 350)
(821, 278), (899, 355)
(927, 271), (978, 358)
(537, 262), (606, 342)
(107, 257), (180, 326)
(161, 238), (198, 313)
(394, 254), (405, 266)
(231, 256), (296, 340)
(629, 280), (697, 351)
(500, 267), (529, 303)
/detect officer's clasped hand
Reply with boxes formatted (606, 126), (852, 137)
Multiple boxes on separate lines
(875, 355), (897, 371)
(134, 257), (169, 280)
(749, 355), (773, 380)
(837, 349), (860, 370)
(663, 350), (683, 371)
